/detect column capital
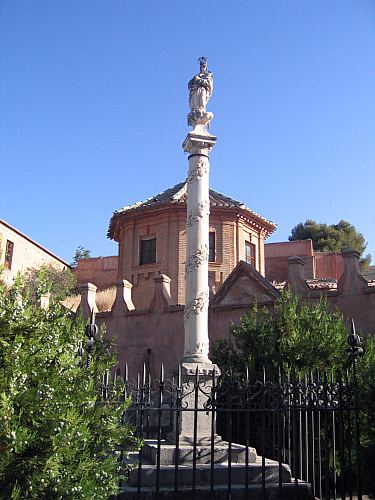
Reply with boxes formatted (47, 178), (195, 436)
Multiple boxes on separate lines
(182, 132), (217, 154)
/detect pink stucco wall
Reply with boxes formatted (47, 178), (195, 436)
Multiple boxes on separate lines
(75, 256), (118, 290)
(96, 287), (375, 379)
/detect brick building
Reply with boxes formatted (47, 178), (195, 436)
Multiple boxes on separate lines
(264, 240), (346, 283)
(106, 181), (276, 309)
(0, 219), (70, 287)
(73, 183), (375, 377)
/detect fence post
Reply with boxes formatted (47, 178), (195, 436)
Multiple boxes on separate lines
(347, 319), (364, 500)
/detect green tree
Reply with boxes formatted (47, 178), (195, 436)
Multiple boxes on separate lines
(213, 292), (375, 494)
(289, 219), (371, 268)
(0, 280), (138, 499)
(71, 246), (91, 268)
(22, 265), (78, 303)
(212, 291), (348, 377)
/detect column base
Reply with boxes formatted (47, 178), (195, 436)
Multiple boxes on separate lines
(142, 438), (257, 465)
(182, 354), (212, 364)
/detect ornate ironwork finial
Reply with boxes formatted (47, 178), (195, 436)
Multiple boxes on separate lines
(85, 310), (98, 339)
(83, 310), (98, 370)
(347, 319), (364, 360)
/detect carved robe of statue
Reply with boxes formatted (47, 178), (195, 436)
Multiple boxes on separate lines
(188, 71), (213, 112)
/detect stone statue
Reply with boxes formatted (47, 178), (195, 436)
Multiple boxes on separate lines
(187, 57), (214, 132)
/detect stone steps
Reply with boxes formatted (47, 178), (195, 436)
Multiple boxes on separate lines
(119, 481), (313, 499)
(127, 456), (291, 488)
(142, 439), (257, 465)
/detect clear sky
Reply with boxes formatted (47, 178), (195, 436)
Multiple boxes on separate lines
(1, 1), (374, 264)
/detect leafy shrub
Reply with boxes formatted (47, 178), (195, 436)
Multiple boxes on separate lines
(213, 291), (348, 377)
(22, 265), (78, 303)
(0, 281), (138, 499)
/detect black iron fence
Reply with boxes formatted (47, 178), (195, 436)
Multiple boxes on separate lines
(116, 361), (363, 499)
(79, 312), (365, 499)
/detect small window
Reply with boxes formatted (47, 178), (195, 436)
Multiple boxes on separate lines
(4, 240), (14, 270)
(140, 237), (156, 265)
(245, 241), (255, 267)
(209, 232), (216, 262)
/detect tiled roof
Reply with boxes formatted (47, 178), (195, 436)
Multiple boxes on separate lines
(272, 276), (375, 291)
(362, 266), (375, 281)
(306, 278), (337, 290)
(108, 181), (276, 239)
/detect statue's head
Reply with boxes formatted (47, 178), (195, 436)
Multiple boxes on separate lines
(199, 56), (208, 74)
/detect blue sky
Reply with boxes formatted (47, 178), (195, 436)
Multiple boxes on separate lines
(1, 1), (374, 264)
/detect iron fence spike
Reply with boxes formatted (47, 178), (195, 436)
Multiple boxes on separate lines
(90, 308), (95, 326)
(143, 363), (146, 385)
(178, 364), (182, 387)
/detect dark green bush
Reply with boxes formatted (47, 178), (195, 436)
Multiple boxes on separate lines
(0, 281), (138, 499)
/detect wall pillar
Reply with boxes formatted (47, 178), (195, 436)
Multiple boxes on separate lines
(150, 274), (172, 312)
(39, 292), (51, 310)
(338, 248), (368, 295)
(286, 256), (310, 294)
(111, 279), (135, 316)
(79, 283), (98, 321)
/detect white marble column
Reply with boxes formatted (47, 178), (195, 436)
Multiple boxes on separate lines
(182, 57), (217, 363)
(183, 136), (216, 362)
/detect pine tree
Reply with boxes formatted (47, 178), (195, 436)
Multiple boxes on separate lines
(289, 219), (371, 268)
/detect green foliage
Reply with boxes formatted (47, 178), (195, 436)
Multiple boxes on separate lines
(289, 219), (371, 268)
(356, 337), (375, 492)
(212, 291), (348, 376)
(0, 280), (138, 499)
(22, 265), (78, 303)
(71, 247), (91, 269)
(213, 292), (375, 493)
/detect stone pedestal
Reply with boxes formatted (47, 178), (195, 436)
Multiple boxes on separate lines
(144, 361), (257, 466)
(168, 361), (220, 443)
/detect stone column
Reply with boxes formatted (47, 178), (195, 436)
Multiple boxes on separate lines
(181, 56), (216, 364)
(183, 133), (216, 362)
